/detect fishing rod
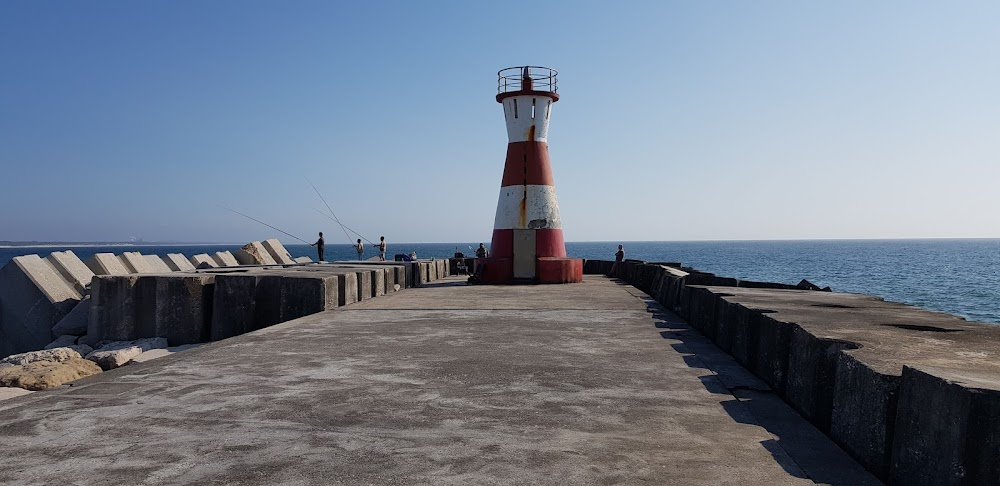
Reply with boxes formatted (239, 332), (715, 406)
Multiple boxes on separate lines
(305, 178), (376, 246)
(311, 208), (375, 246)
(220, 206), (311, 244)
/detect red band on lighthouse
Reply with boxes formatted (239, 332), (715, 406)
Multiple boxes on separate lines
(480, 66), (583, 284)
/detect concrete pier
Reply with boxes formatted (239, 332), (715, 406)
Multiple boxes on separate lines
(0, 276), (873, 484)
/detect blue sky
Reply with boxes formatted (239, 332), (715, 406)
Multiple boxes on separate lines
(1, 1), (997, 243)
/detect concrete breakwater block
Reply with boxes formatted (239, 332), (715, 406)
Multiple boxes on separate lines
(87, 274), (215, 346)
(293, 256), (312, 264)
(119, 252), (154, 274)
(262, 239), (296, 265)
(890, 366), (1000, 485)
(234, 241), (277, 266)
(162, 253), (196, 272)
(211, 272), (339, 341)
(143, 254), (173, 273)
(0, 255), (82, 358)
(85, 253), (130, 276)
(211, 251), (240, 267)
(46, 250), (94, 294)
(189, 254), (218, 268)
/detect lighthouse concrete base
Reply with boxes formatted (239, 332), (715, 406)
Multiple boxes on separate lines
(478, 257), (583, 285)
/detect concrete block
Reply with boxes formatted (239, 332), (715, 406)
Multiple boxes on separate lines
(162, 253), (196, 272)
(189, 254), (218, 268)
(234, 241), (277, 266)
(785, 326), (856, 433)
(394, 266), (406, 289)
(294, 256), (312, 264)
(46, 250), (94, 293)
(144, 254), (173, 273)
(830, 352), (899, 479)
(371, 268), (385, 297)
(119, 252), (154, 274)
(356, 270), (372, 301)
(212, 251), (240, 267)
(262, 239), (296, 265)
(86, 337), (168, 370)
(86, 275), (142, 345)
(44, 334), (79, 350)
(211, 272), (338, 341)
(211, 274), (266, 341)
(890, 366), (1000, 485)
(147, 274), (215, 345)
(85, 253), (130, 276)
(338, 272), (358, 306)
(130, 344), (202, 363)
(751, 313), (793, 394)
(0, 255), (81, 357)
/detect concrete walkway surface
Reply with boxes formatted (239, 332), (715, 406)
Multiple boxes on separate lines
(0, 277), (877, 485)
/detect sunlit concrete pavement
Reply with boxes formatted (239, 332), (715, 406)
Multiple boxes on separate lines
(0, 276), (877, 485)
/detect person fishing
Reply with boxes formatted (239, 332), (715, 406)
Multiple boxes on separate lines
(609, 244), (624, 277)
(354, 239), (364, 260)
(474, 242), (489, 274)
(310, 232), (325, 261)
(376, 236), (387, 261)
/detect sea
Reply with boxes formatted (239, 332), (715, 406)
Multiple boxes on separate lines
(1, 239), (997, 324)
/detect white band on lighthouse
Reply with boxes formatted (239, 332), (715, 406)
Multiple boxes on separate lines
(501, 95), (554, 143)
(493, 185), (563, 230)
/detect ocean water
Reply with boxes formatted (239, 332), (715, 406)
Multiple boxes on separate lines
(1, 239), (997, 324)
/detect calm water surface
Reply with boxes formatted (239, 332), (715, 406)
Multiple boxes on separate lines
(2, 239), (997, 324)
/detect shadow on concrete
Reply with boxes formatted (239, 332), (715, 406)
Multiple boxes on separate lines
(636, 294), (883, 486)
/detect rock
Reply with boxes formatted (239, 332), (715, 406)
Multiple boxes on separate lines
(234, 241), (278, 265)
(51, 295), (90, 336)
(86, 337), (167, 370)
(294, 256), (313, 264)
(0, 358), (102, 391)
(1, 347), (83, 366)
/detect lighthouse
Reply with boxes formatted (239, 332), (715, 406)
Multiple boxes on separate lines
(479, 66), (583, 284)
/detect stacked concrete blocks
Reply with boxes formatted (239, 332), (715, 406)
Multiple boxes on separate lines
(88, 274), (215, 346)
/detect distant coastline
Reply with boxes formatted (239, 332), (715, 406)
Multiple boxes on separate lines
(0, 242), (237, 249)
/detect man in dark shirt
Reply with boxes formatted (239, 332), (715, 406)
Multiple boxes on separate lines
(609, 244), (624, 277)
(310, 232), (325, 261)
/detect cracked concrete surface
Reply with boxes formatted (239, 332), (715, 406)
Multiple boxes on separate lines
(0, 276), (876, 485)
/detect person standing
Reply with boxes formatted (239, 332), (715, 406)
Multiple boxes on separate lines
(310, 232), (325, 261)
(474, 242), (489, 274)
(354, 239), (364, 260)
(609, 244), (624, 277)
(376, 236), (387, 261)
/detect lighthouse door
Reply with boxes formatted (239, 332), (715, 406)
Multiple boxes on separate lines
(512, 229), (536, 279)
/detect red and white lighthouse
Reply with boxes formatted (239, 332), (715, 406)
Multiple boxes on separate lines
(480, 66), (583, 284)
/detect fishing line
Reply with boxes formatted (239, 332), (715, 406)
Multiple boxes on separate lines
(305, 178), (376, 246)
(220, 206), (311, 244)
